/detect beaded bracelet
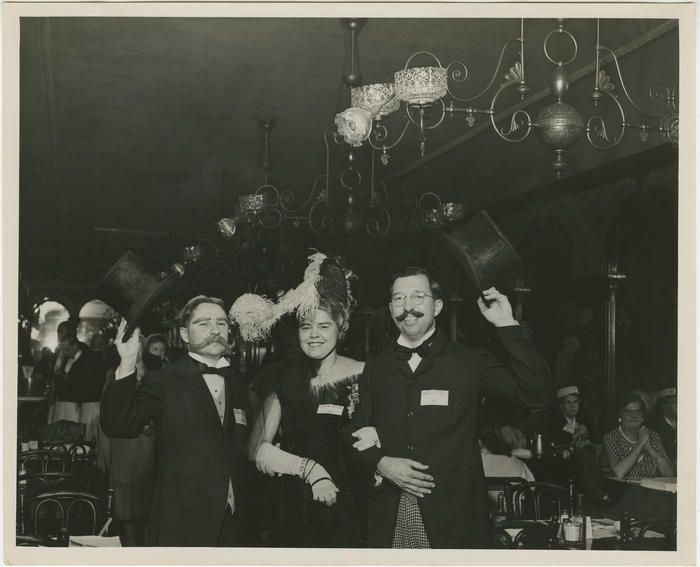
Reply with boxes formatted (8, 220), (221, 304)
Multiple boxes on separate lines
(298, 457), (308, 479)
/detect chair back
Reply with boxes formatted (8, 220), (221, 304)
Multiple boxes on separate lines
(23, 489), (114, 537)
(510, 481), (568, 521)
(41, 441), (96, 484)
(18, 472), (86, 498)
(484, 476), (529, 519)
(19, 450), (68, 474)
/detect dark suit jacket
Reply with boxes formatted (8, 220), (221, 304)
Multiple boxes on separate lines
(100, 355), (252, 546)
(347, 326), (553, 549)
(55, 343), (107, 404)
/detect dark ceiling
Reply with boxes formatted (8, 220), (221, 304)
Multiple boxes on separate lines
(18, 15), (679, 295)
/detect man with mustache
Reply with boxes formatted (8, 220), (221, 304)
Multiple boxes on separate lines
(101, 295), (252, 546)
(348, 267), (552, 548)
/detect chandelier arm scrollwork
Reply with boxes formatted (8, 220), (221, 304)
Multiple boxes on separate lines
(307, 198), (334, 234)
(446, 38), (522, 103)
(598, 46), (673, 120)
(489, 80), (533, 142)
(366, 205), (391, 236)
(366, 119), (413, 152)
(586, 89), (627, 150)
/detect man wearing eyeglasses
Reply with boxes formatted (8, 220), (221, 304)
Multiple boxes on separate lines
(347, 266), (552, 549)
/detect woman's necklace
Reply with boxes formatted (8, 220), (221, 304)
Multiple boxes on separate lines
(618, 425), (639, 444)
(309, 355), (338, 389)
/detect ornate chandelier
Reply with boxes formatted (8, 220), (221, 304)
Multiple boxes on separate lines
(335, 18), (678, 179)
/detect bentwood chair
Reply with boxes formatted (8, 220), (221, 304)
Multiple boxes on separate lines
(22, 489), (114, 538)
(492, 520), (559, 549)
(484, 476), (529, 519)
(510, 482), (568, 521)
(18, 450), (68, 475)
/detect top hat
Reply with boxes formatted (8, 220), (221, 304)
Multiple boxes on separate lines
(435, 210), (521, 294)
(96, 251), (182, 341)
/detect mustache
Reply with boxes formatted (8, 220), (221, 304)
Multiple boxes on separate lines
(189, 335), (229, 349)
(396, 309), (424, 322)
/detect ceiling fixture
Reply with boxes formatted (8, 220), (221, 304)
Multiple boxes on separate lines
(335, 18), (678, 179)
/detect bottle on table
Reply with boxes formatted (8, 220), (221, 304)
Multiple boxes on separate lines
(494, 493), (507, 523)
(620, 512), (633, 550)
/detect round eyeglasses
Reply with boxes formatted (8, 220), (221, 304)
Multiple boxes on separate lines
(391, 292), (434, 307)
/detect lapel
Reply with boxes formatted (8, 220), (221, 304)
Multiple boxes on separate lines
(177, 356), (223, 429)
(413, 329), (448, 378)
(223, 373), (234, 432)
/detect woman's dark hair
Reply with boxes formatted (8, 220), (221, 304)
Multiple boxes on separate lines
(177, 295), (226, 327)
(617, 392), (645, 412)
(389, 266), (442, 300)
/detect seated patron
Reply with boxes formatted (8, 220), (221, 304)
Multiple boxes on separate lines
(546, 386), (593, 454)
(603, 393), (673, 480)
(480, 425), (535, 480)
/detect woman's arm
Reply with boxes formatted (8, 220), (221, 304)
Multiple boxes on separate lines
(605, 431), (648, 479)
(248, 393), (281, 462)
(645, 431), (674, 476)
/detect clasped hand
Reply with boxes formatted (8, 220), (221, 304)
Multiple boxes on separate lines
(377, 456), (435, 498)
(352, 427), (381, 451)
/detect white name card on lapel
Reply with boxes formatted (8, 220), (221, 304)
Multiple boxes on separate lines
(317, 404), (344, 416)
(233, 408), (247, 425)
(420, 390), (449, 406)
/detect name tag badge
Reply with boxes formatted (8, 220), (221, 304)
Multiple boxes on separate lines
(233, 408), (247, 426)
(317, 404), (344, 416)
(420, 389), (449, 406)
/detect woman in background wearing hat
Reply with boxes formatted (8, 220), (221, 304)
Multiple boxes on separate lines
(603, 394), (673, 480)
(243, 255), (366, 547)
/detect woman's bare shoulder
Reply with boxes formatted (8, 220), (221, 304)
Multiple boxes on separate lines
(337, 356), (365, 375)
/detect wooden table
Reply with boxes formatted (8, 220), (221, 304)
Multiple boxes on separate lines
(605, 477), (677, 521)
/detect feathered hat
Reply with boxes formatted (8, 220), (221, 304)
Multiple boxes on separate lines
(229, 252), (354, 342)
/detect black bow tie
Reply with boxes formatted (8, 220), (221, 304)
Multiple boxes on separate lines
(394, 337), (434, 361)
(194, 361), (235, 378)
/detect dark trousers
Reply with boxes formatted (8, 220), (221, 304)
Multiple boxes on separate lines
(217, 505), (246, 547)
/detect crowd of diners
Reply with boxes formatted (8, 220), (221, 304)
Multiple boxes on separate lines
(21, 252), (677, 548)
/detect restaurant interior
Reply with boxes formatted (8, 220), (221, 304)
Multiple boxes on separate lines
(13, 12), (683, 552)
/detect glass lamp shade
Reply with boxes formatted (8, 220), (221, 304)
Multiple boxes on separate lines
(442, 202), (465, 223)
(394, 66), (448, 105)
(238, 194), (266, 214)
(351, 83), (400, 118)
(183, 245), (201, 262)
(216, 217), (237, 237)
(335, 107), (374, 147)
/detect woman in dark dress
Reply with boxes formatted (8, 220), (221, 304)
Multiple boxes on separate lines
(248, 300), (366, 547)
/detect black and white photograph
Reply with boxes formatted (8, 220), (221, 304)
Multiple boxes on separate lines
(4, 2), (695, 564)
